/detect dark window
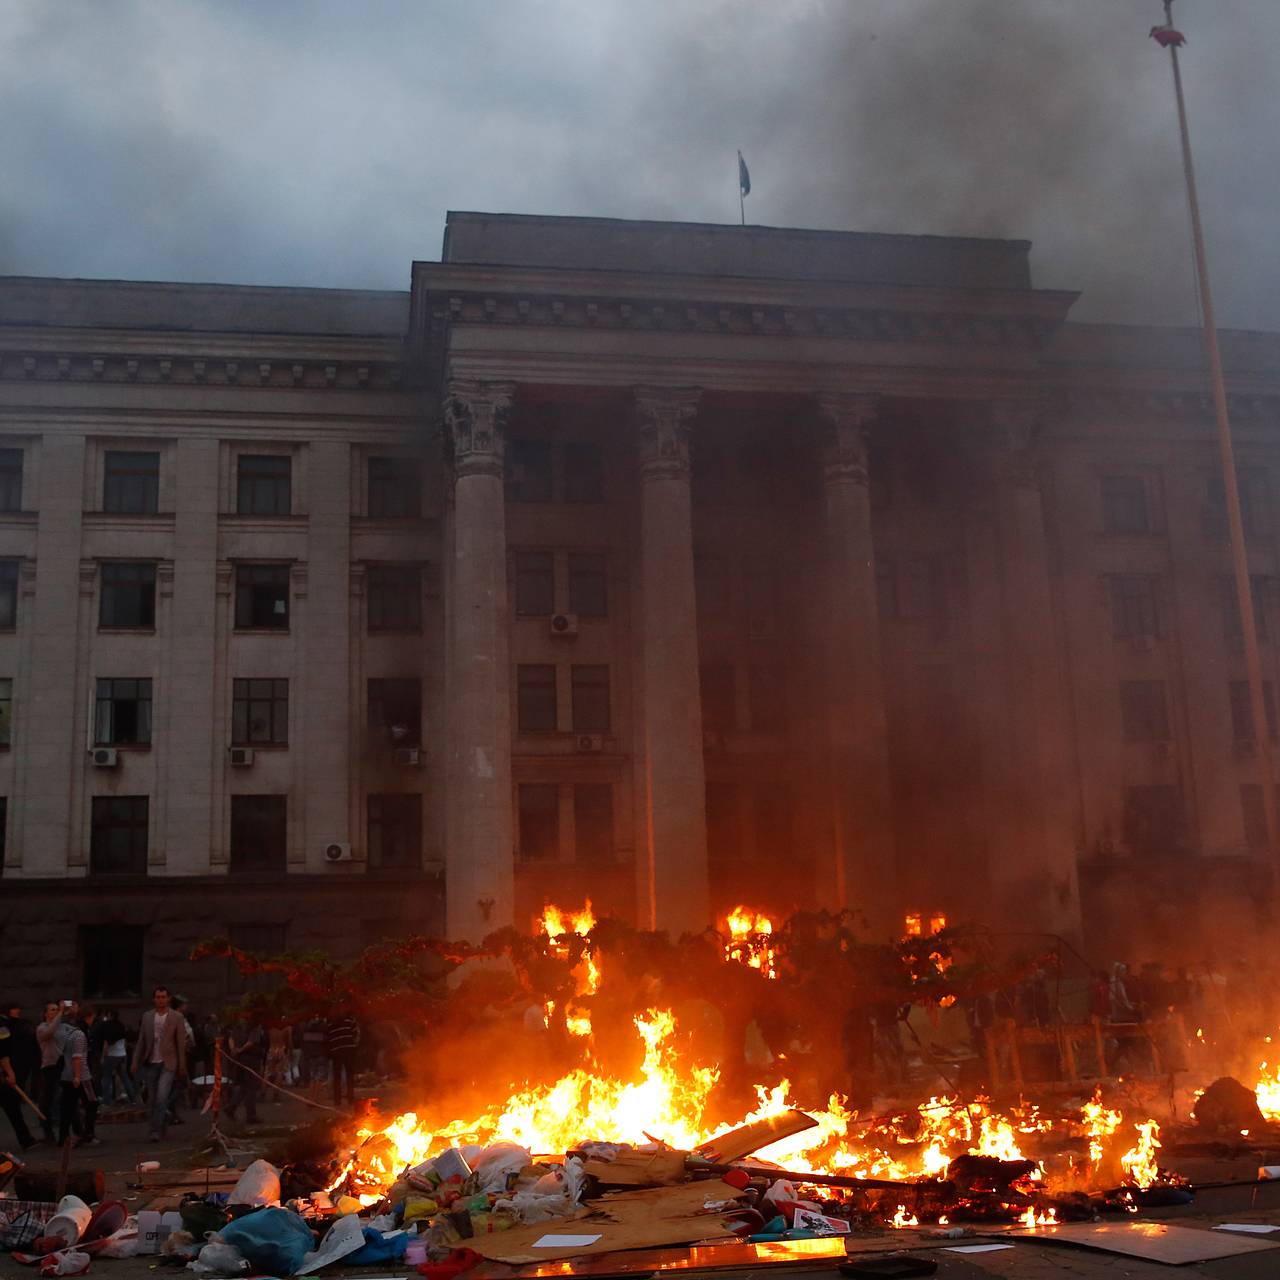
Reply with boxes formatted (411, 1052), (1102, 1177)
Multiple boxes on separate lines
(0, 678), (10, 748)
(229, 795), (287, 873)
(0, 561), (16, 629)
(1207, 470), (1270, 540)
(564, 442), (604, 503)
(518, 784), (559, 860)
(1221, 575), (1272, 642)
(1122, 785), (1188, 857)
(234, 564), (290, 630)
(515, 551), (555, 616)
(94, 678), (152, 746)
(1241, 784), (1280, 850)
(1101, 474), (1152, 535)
(753, 785), (793, 860)
(89, 795), (149, 875)
(571, 665), (610, 732)
(99, 562), (156, 629)
(506, 439), (553, 503)
(1119, 680), (1170, 743)
(228, 923), (287, 995)
(81, 924), (144, 999)
(236, 454), (291, 516)
(367, 678), (422, 747)
(1108, 574), (1160, 640)
(367, 564), (421, 633)
(574, 784), (614, 862)
(0, 449), (22, 512)
(749, 665), (788, 733)
(568, 554), (608, 617)
(0, 796), (6, 864)
(367, 794), (421, 869)
(367, 455), (421, 519)
(700, 664), (736, 733)
(1229, 680), (1278, 742)
(232, 678), (289, 745)
(517, 664), (557, 732)
(706, 781), (742, 862)
(103, 450), (160, 514)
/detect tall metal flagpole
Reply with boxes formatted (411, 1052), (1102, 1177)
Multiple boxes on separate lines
(1154, 1), (1280, 866)
(738, 152), (745, 226)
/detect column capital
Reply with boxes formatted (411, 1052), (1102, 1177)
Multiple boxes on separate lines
(816, 393), (879, 486)
(444, 379), (516, 480)
(633, 385), (701, 481)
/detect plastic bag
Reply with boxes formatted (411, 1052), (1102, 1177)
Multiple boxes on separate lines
(163, 1229), (200, 1260)
(38, 1249), (91, 1277)
(185, 1238), (249, 1276)
(471, 1142), (530, 1193)
(298, 1212), (365, 1272)
(95, 1224), (140, 1260)
(227, 1159), (282, 1207)
(347, 1227), (409, 1266)
(215, 1208), (313, 1275)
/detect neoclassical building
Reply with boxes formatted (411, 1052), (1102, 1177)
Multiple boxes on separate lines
(1, 212), (1277, 1007)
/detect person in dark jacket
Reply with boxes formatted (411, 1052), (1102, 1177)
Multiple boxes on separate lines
(97, 1009), (136, 1105)
(326, 1014), (360, 1109)
(4, 1005), (39, 1096)
(224, 1022), (266, 1125)
(0, 1018), (37, 1149)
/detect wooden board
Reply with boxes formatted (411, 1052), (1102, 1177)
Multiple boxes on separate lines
(582, 1149), (687, 1187)
(1007, 1221), (1280, 1265)
(696, 1110), (817, 1163)
(133, 1167), (240, 1190)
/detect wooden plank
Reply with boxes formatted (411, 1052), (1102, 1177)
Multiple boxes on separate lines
(582, 1149), (687, 1187)
(134, 1167), (240, 1190)
(696, 1110), (817, 1163)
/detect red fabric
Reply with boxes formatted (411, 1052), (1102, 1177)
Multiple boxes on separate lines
(418, 1246), (484, 1280)
(1150, 26), (1186, 47)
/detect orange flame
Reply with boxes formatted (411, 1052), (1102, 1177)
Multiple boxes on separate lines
(723, 907), (778, 979)
(1120, 1120), (1162, 1189)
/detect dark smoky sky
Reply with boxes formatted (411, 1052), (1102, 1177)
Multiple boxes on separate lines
(1, 0), (1277, 328)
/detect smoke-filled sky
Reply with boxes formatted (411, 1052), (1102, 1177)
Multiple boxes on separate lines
(2, 0), (1277, 328)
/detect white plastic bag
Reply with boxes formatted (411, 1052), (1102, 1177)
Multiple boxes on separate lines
(297, 1212), (365, 1273)
(472, 1141), (531, 1193)
(186, 1238), (250, 1276)
(97, 1221), (140, 1259)
(39, 1249), (91, 1277)
(227, 1158), (282, 1206)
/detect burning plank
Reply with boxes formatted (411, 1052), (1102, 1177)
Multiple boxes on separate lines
(696, 1109), (819, 1163)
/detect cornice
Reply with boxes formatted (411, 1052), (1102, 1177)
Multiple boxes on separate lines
(1062, 386), (1280, 423)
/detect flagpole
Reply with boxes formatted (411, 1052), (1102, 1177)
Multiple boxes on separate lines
(738, 152), (745, 226)
(1155, 1), (1280, 867)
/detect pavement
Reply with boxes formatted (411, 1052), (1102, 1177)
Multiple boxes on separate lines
(7, 1102), (1280, 1279)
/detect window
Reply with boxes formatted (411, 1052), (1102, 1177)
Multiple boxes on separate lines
(1122, 785), (1188, 857)
(230, 795), (287, 873)
(1108, 574), (1160, 640)
(1101, 474), (1153, 535)
(234, 564), (290, 630)
(517, 664), (557, 732)
(574, 784), (614, 862)
(99, 563), (156, 629)
(506, 439), (553, 503)
(89, 795), (149, 875)
(228, 923), (287, 994)
(94, 678), (152, 746)
(1241, 784), (1280, 850)
(367, 794), (421, 869)
(564, 442), (604, 503)
(753, 785), (793, 860)
(749, 665), (788, 733)
(571, 665), (610, 732)
(103, 450), (160, 514)
(367, 455), (421, 519)
(367, 678), (422, 747)
(706, 781), (742, 862)
(81, 924), (144, 999)
(236, 454), (291, 516)
(0, 561), (16, 629)
(515, 551), (555, 616)
(1206, 469), (1270, 540)
(700, 664), (736, 733)
(0, 448), (22, 512)
(1228, 680), (1278, 742)
(1220, 575), (1272, 642)
(518, 784), (559, 860)
(568, 554), (608, 617)
(0, 678), (10, 748)
(367, 564), (421, 633)
(232, 678), (288, 745)
(1119, 680), (1170, 743)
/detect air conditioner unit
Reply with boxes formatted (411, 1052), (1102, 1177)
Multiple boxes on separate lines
(748, 614), (776, 640)
(576, 734), (604, 753)
(228, 747), (255, 767)
(91, 747), (119, 768)
(323, 842), (353, 864)
(394, 746), (421, 766)
(550, 613), (579, 637)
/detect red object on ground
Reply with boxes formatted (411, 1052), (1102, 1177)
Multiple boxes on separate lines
(722, 1169), (751, 1190)
(1150, 25), (1186, 47)
(418, 1246), (484, 1280)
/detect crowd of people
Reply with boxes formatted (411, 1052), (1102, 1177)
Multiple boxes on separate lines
(0, 985), (371, 1152)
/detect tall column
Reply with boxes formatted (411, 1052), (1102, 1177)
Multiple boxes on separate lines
(444, 379), (516, 941)
(635, 386), (710, 935)
(816, 393), (896, 931)
(987, 402), (1082, 940)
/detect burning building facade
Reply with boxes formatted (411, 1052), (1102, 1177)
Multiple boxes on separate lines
(1, 212), (1278, 1005)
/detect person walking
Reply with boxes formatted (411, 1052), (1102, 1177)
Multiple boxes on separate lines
(35, 1002), (66, 1143)
(97, 1009), (136, 1106)
(0, 1016), (37, 1150)
(326, 1012), (360, 1109)
(57, 1014), (99, 1147)
(131, 986), (187, 1143)
(4, 1004), (39, 1097)
(224, 1021), (266, 1126)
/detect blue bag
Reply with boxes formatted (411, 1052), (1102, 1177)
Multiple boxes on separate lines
(216, 1206), (315, 1274)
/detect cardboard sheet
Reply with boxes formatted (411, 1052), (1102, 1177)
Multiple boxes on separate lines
(582, 1149), (688, 1187)
(1009, 1220), (1280, 1265)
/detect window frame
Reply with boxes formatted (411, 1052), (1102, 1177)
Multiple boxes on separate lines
(80, 923), (145, 999)
(99, 562), (157, 630)
(514, 550), (555, 617)
(229, 794), (288, 874)
(367, 455), (422, 519)
(94, 677), (153, 747)
(517, 664), (558, 733)
(367, 677), (422, 748)
(517, 783), (560, 861)
(232, 678), (289, 746)
(568, 553), (608, 618)
(236, 453), (292, 516)
(505, 439), (553, 503)
(0, 448), (23, 512)
(234, 564), (291, 631)
(89, 795), (149, 876)
(103, 450), (161, 515)
(366, 564), (422, 634)
(366, 793), (422, 869)
(573, 783), (614, 863)
(570, 664), (611, 733)
(0, 560), (17, 630)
